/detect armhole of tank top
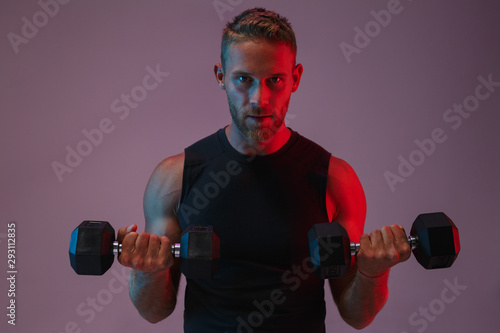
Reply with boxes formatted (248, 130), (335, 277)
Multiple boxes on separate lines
(287, 134), (332, 223)
(178, 131), (226, 212)
(179, 147), (192, 212)
(323, 153), (332, 222)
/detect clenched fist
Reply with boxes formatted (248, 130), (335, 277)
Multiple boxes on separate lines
(356, 224), (411, 278)
(116, 225), (175, 273)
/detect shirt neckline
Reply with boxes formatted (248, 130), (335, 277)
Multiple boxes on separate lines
(217, 126), (299, 163)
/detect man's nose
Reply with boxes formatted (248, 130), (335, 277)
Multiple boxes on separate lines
(250, 83), (270, 109)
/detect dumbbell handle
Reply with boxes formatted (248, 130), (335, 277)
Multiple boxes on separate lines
(350, 235), (418, 255)
(113, 241), (181, 257)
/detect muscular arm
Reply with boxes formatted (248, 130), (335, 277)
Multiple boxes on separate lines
(119, 153), (184, 323)
(326, 156), (390, 329)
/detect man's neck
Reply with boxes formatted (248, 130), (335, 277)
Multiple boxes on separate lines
(225, 124), (291, 156)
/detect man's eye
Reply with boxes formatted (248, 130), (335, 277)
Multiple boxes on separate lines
(238, 76), (250, 83)
(270, 77), (282, 84)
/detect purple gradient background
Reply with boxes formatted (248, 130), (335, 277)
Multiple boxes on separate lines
(1, 1), (499, 332)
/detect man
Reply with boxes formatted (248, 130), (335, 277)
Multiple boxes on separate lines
(117, 8), (411, 332)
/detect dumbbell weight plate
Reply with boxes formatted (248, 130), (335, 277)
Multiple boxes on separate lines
(410, 212), (460, 269)
(69, 221), (116, 275)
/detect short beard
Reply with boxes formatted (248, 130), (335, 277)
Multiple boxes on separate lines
(227, 99), (288, 144)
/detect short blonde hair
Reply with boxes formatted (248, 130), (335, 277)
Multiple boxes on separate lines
(221, 8), (297, 70)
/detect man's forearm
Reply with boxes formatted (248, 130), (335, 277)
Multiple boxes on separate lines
(337, 269), (389, 329)
(129, 267), (180, 323)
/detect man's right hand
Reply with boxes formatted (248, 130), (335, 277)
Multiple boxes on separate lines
(117, 224), (175, 273)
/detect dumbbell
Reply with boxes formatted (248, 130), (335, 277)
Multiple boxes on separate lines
(69, 221), (220, 279)
(308, 212), (460, 279)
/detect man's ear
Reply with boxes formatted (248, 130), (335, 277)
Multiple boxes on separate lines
(291, 63), (303, 93)
(214, 63), (225, 90)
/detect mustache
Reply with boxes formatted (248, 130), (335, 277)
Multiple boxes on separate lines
(245, 107), (270, 116)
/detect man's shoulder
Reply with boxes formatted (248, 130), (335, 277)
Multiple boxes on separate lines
(148, 153), (185, 187)
(156, 153), (185, 171)
(143, 153), (184, 219)
(327, 156), (357, 179)
(290, 130), (329, 153)
(185, 129), (225, 165)
(290, 131), (359, 177)
(151, 128), (225, 178)
(292, 131), (359, 187)
(289, 130), (331, 170)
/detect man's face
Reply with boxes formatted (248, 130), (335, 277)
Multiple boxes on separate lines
(217, 39), (302, 143)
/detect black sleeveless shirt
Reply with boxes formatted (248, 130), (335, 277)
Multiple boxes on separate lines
(178, 128), (331, 333)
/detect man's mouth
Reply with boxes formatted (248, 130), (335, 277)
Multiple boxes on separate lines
(247, 115), (272, 123)
(248, 114), (272, 119)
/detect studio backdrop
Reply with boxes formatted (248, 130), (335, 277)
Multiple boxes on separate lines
(1, 1), (499, 332)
